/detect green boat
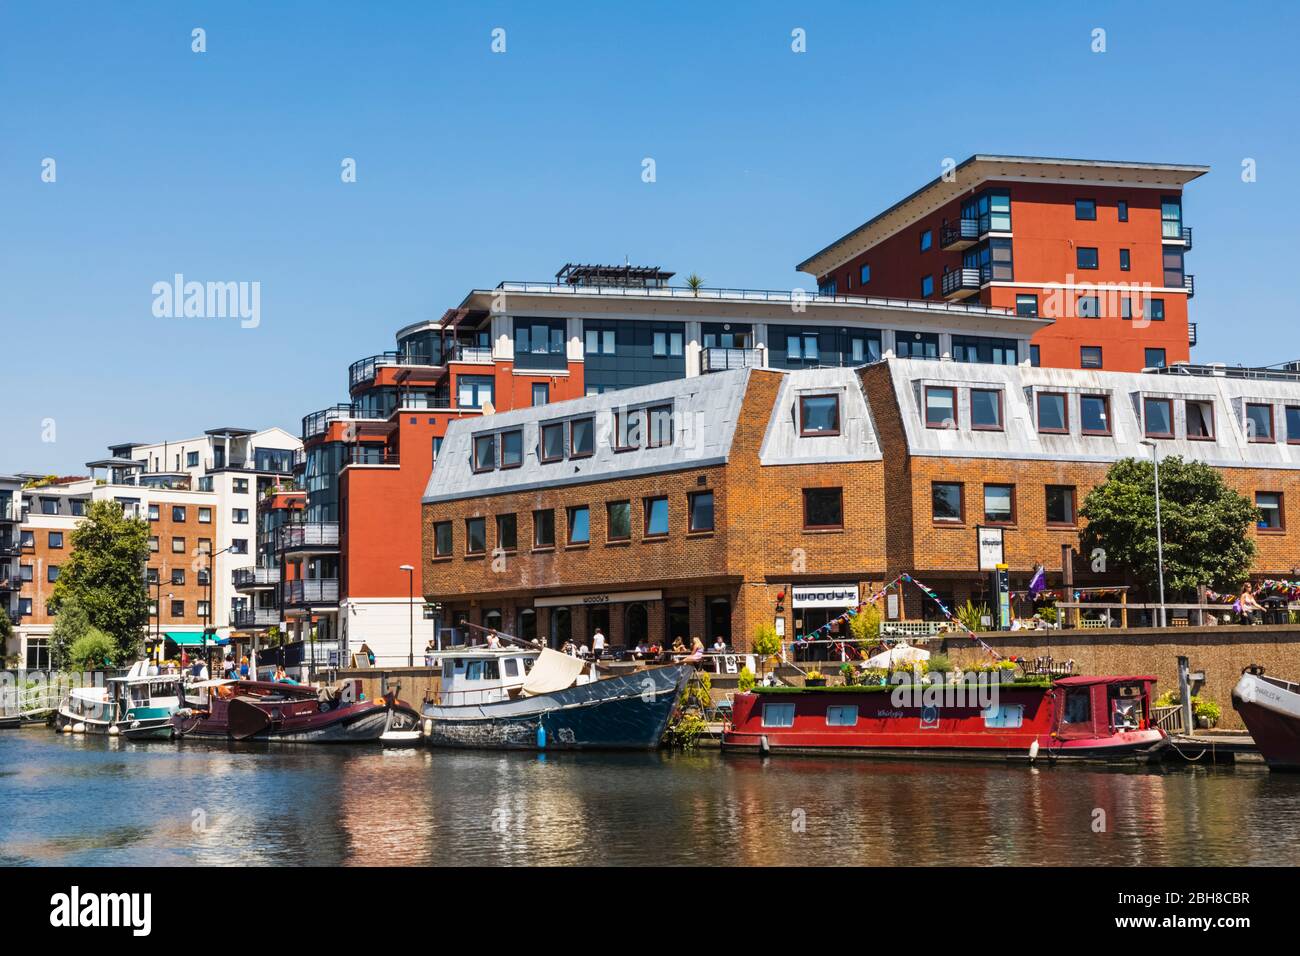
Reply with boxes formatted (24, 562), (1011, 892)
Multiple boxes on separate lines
(121, 706), (177, 741)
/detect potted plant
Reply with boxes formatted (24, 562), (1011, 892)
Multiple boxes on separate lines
(737, 666), (756, 693)
(993, 659), (1019, 683)
(927, 654), (954, 683)
(861, 666), (888, 686)
(839, 661), (857, 686)
(752, 623), (781, 682)
(1193, 697), (1221, 729)
(804, 669), (827, 687)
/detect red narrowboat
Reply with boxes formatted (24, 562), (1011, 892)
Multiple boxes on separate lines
(722, 675), (1166, 762)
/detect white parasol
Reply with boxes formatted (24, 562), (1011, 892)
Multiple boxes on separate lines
(863, 642), (930, 668)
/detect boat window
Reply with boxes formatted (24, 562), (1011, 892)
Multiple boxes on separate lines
(981, 704), (1024, 729)
(826, 705), (858, 726)
(1062, 689), (1091, 724)
(761, 703), (796, 728)
(483, 660), (500, 680)
(466, 661), (483, 680)
(1111, 697), (1141, 731)
(504, 658), (519, 678)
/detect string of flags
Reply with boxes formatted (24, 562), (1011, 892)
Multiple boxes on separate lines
(790, 572), (1003, 662)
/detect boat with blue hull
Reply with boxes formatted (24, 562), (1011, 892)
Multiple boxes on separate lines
(421, 647), (692, 751)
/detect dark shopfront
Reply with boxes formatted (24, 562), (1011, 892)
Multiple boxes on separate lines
(791, 581), (861, 662)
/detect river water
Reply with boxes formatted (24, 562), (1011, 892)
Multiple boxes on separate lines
(2, 731), (1297, 866)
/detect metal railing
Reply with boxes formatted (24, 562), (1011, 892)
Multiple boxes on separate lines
(445, 345), (493, 364)
(940, 267), (986, 298)
(1188, 322), (1197, 347)
(232, 606), (280, 628)
(349, 350), (444, 389)
(939, 218), (982, 249)
(494, 280), (1019, 317)
(1183, 274), (1195, 298)
(283, 578), (339, 605)
(276, 522), (339, 551)
(0, 540), (20, 557)
(701, 347), (765, 372)
(232, 566), (280, 589)
(1163, 225), (1193, 248)
(346, 447), (400, 466)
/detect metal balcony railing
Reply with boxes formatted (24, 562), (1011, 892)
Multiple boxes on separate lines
(276, 522), (339, 552)
(940, 267), (986, 298)
(283, 578), (339, 605)
(701, 347), (765, 372)
(349, 350), (444, 389)
(232, 566), (280, 589)
(0, 539), (20, 557)
(939, 218), (982, 250)
(1188, 322), (1198, 347)
(346, 446), (400, 466)
(233, 606), (280, 628)
(1163, 224), (1193, 249)
(0, 569), (21, 590)
(446, 345), (493, 364)
(1183, 274), (1195, 298)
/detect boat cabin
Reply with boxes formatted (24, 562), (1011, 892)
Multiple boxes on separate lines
(439, 649), (539, 705)
(1052, 676), (1157, 740)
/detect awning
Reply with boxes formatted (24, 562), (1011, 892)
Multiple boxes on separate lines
(163, 631), (229, 647)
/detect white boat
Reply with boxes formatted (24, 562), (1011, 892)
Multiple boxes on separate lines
(55, 661), (186, 740)
(1232, 666), (1300, 771)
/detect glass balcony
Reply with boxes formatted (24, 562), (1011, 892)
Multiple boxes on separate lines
(940, 267), (985, 300)
(282, 578), (339, 606)
(233, 606), (280, 628)
(276, 522), (339, 553)
(232, 567), (280, 590)
(939, 218), (982, 251)
(701, 347), (765, 372)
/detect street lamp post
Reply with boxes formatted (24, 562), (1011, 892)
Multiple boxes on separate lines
(1140, 440), (1168, 628)
(399, 564), (415, 667)
(204, 545), (237, 674)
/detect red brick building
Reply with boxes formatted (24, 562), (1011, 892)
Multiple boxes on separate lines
(797, 155), (1207, 373)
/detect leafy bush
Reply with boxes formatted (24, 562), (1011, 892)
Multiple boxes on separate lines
(955, 600), (990, 633)
(849, 602), (882, 649)
(68, 629), (116, 670)
(737, 666), (756, 693)
(927, 654), (953, 673)
(665, 712), (709, 749)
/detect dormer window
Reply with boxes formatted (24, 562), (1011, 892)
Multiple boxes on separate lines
(570, 417), (595, 457)
(613, 408), (644, 451)
(472, 434), (497, 472)
(1246, 403), (1275, 443)
(924, 387), (956, 429)
(1080, 394), (1111, 435)
(540, 423), (566, 463)
(1143, 397), (1174, 439)
(500, 430), (523, 469)
(799, 394), (841, 436)
(970, 389), (1003, 431)
(1036, 392), (1068, 434)
(1186, 401), (1215, 441)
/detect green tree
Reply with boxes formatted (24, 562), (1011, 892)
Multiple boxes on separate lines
(48, 500), (150, 662)
(849, 602), (882, 650)
(0, 605), (11, 646)
(68, 629), (117, 670)
(1079, 456), (1258, 597)
(752, 622), (781, 679)
(50, 595), (91, 670)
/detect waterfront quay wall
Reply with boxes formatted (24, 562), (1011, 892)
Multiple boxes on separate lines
(336, 667), (441, 708)
(944, 625), (1299, 731)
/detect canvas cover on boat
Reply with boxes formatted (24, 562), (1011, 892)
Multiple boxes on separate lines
(520, 649), (587, 697)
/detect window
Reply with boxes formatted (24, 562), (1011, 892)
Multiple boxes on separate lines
(1030, 345), (1040, 367)
(197, 538), (211, 554)
(457, 375), (495, 409)
(1080, 346), (1103, 369)
(1076, 247), (1098, 270)
(859, 264), (871, 285)
(689, 491), (715, 532)
(1036, 392), (1068, 433)
(785, 331), (821, 363)
(1256, 492), (1284, 532)
(170, 600), (185, 618)
(48, 531), (63, 549)
(1075, 199), (1097, 220)
(983, 484), (1015, 525)
(643, 497), (669, 537)
(473, 434), (497, 472)
(647, 404), (673, 448)
(233, 478), (249, 494)
(229, 539), (247, 555)
(607, 501), (631, 541)
(171, 568), (185, 586)
(1144, 349), (1167, 369)
(652, 330), (684, 358)
(799, 394), (841, 436)
(919, 229), (932, 252)
(585, 328), (617, 355)
(41, 498), (57, 515)
(465, 517), (486, 555)
(920, 274), (934, 297)
(1180, 400), (1213, 441)
(1015, 294), (1038, 317)
(500, 430), (523, 469)
(1119, 248), (1131, 271)
(47, 565), (60, 583)
(533, 509), (555, 549)
(895, 332), (939, 359)
(70, 499), (86, 517)
(198, 507), (212, 524)
(1161, 196), (1183, 239)
(1121, 297), (1133, 320)
(1080, 395), (1111, 435)
(1287, 406), (1300, 444)
(197, 568), (209, 586)
(762, 703), (795, 728)
(432, 436), (443, 461)
(802, 488), (844, 529)
(567, 506), (590, 545)
(540, 423), (566, 463)
(187, 451), (199, 467)
(434, 521), (453, 557)
(232, 508), (248, 524)
(171, 536), (185, 554)
(496, 514), (517, 552)
(1117, 200), (1129, 222)
(570, 417), (594, 458)
(149, 536), (159, 553)
(146, 567), (159, 585)
(19, 565), (32, 582)
(1046, 486), (1076, 526)
(970, 389), (1003, 430)
(148, 504), (160, 522)
(172, 505), (186, 522)
(826, 705), (858, 727)
(924, 386), (957, 429)
(614, 407), (645, 451)
(1246, 403), (1275, 442)
(1143, 397), (1174, 438)
(1148, 298), (1165, 321)
(532, 383), (549, 406)
(1077, 295), (1099, 318)
(932, 483), (964, 523)
(818, 279), (837, 296)
(196, 600), (210, 618)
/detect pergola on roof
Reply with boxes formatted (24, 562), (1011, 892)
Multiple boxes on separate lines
(555, 263), (676, 287)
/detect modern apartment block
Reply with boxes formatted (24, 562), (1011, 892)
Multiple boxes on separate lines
(9, 476), (220, 668)
(305, 262), (1051, 663)
(420, 358), (1300, 652)
(0, 476), (23, 645)
(797, 155), (1207, 373)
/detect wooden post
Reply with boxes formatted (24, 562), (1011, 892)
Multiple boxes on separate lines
(1060, 544), (1075, 629)
(1121, 591), (1128, 629)
(1196, 584), (1208, 627)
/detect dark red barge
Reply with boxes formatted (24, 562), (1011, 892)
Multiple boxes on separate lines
(722, 675), (1166, 762)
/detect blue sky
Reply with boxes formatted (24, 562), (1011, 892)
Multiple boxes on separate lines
(2, 1), (1297, 474)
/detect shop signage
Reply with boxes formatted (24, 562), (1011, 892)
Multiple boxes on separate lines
(791, 583), (859, 608)
(534, 589), (662, 608)
(976, 525), (1005, 572)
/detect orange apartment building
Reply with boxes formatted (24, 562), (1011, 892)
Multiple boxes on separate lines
(797, 155), (1207, 373)
(420, 359), (1300, 652)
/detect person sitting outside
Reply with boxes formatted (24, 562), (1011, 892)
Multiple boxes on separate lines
(561, 640), (577, 657)
(670, 636), (687, 657)
(680, 636), (705, 664)
(423, 640), (437, 667)
(274, 665), (298, 685)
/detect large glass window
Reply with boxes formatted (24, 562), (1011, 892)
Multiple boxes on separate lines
(1037, 392), (1068, 433)
(983, 484), (1015, 525)
(952, 335), (1018, 365)
(932, 483), (964, 523)
(1144, 398), (1174, 438)
(1247, 403), (1274, 442)
(925, 386), (956, 428)
(970, 389), (1003, 430)
(457, 376), (495, 409)
(1080, 395), (1111, 435)
(644, 497), (669, 537)
(802, 488), (843, 529)
(895, 332), (939, 359)
(800, 395), (841, 435)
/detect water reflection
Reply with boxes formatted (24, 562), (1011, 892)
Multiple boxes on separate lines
(1, 733), (1298, 866)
